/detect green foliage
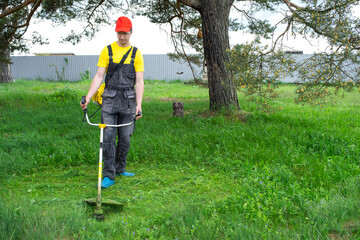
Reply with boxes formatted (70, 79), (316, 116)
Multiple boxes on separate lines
(247, 19), (276, 39)
(228, 37), (360, 112)
(79, 69), (91, 81)
(228, 39), (297, 114)
(292, 0), (359, 47)
(294, 52), (360, 106)
(49, 57), (69, 81)
(45, 86), (77, 103)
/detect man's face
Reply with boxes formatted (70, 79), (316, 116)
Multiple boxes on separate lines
(117, 31), (132, 46)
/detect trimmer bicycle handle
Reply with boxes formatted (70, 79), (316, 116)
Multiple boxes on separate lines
(81, 96), (142, 127)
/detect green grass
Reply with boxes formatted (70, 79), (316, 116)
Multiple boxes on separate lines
(0, 79), (359, 239)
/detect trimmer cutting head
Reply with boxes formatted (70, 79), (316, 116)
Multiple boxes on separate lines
(84, 198), (124, 207)
(84, 198), (124, 221)
(93, 208), (105, 221)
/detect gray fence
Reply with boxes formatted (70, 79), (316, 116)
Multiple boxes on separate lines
(12, 53), (355, 83)
(11, 54), (203, 81)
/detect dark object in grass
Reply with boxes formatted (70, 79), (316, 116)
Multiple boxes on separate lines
(94, 213), (105, 221)
(173, 101), (184, 117)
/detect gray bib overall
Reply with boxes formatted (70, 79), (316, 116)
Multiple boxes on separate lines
(101, 45), (138, 179)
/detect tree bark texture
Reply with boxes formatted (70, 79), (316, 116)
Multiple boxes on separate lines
(0, 49), (13, 83)
(199, 0), (239, 110)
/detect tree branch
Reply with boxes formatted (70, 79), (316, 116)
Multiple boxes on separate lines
(0, 0), (38, 18)
(177, 0), (201, 11)
(16, 0), (42, 33)
(87, 0), (106, 24)
(282, 0), (301, 11)
(272, 16), (292, 50)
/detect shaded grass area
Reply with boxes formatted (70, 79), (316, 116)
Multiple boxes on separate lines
(0, 80), (359, 239)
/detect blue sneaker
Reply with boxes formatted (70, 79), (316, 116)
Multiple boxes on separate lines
(101, 177), (115, 188)
(117, 172), (135, 177)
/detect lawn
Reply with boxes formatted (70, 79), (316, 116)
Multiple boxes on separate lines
(0, 79), (359, 239)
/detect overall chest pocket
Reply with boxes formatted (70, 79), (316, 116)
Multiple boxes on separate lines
(125, 72), (136, 80)
(122, 65), (136, 83)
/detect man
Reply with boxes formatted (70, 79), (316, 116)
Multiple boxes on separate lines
(80, 16), (144, 188)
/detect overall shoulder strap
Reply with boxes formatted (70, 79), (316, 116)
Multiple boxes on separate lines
(130, 47), (138, 64)
(107, 45), (113, 63)
(119, 46), (133, 66)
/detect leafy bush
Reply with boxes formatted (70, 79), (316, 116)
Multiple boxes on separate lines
(45, 87), (78, 103)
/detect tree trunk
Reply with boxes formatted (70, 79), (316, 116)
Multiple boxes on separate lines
(199, 0), (239, 110)
(0, 49), (13, 83)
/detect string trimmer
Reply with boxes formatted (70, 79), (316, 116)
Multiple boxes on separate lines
(81, 96), (141, 221)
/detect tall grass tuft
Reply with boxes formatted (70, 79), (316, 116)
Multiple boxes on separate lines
(0, 200), (87, 240)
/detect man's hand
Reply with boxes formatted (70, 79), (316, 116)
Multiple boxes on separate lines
(80, 96), (89, 111)
(135, 106), (142, 120)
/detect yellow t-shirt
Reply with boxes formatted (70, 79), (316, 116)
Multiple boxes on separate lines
(97, 42), (144, 72)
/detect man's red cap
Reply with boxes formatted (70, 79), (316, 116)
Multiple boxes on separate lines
(115, 16), (132, 32)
